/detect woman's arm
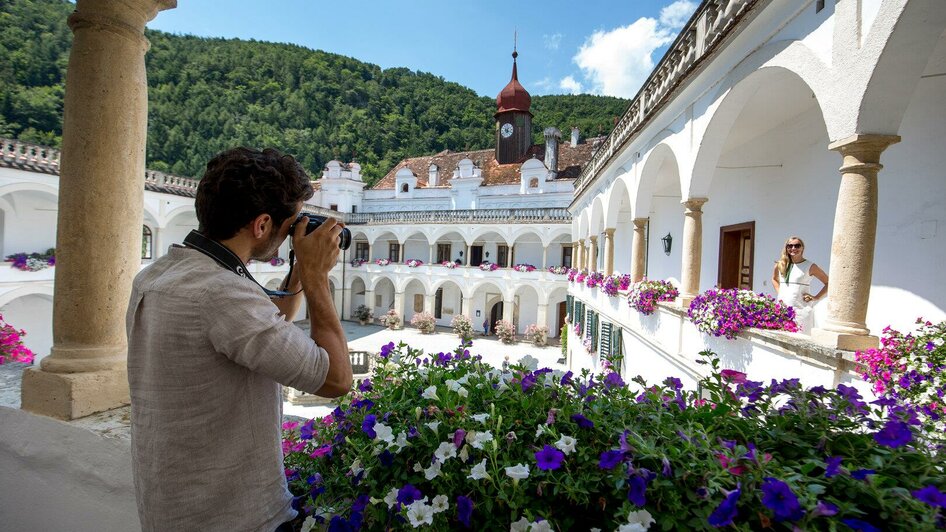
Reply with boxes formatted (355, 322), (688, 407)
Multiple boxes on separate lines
(771, 264), (781, 294)
(807, 263), (829, 301)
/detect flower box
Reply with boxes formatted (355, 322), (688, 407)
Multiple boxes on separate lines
(406, 259), (424, 268)
(479, 262), (499, 272)
(375, 258), (392, 267)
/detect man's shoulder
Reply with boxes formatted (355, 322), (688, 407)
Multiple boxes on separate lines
(134, 247), (235, 295)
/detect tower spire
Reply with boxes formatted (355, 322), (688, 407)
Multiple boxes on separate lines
(511, 30), (519, 80)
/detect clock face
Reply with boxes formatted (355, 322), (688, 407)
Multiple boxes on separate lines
(500, 123), (514, 138)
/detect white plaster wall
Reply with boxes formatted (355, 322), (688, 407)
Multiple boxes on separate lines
(402, 238), (429, 263)
(513, 242), (542, 267)
(645, 194), (683, 283)
(0, 407), (139, 532)
(1, 191), (57, 256)
(515, 287), (539, 333)
(1, 294), (53, 363)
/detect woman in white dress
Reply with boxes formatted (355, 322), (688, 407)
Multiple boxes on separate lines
(771, 236), (829, 334)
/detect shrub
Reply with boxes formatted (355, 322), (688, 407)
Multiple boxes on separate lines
(628, 279), (679, 315)
(856, 318), (946, 442)
(451, 315), (474, 342)
(353, 305), (372, 323)
(379, 310), (401, 330)
(688, 288), (797, 339)
(495, 320), (517, 344)
(283, 345), (946, 531)
(524, 324), (548, 347)
(410, 312), (436, 334)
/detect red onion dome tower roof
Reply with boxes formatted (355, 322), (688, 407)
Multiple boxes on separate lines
(495, 51), (532, 116)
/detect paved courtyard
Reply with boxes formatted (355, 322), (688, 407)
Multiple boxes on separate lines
(1, 321), (566, 432)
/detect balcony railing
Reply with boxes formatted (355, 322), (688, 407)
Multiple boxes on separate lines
(573, 0), (759, 198)
(346, 208), (571, 225)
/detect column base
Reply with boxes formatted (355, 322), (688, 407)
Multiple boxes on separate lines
(811, 328), (878, 351)
(679, 295), (696, 308)
(21, 366), (129, 421)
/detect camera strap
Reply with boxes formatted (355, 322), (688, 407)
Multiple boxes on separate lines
(182, 230), (300, 298)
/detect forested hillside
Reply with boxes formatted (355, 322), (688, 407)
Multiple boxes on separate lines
(0, 0), (628, 184)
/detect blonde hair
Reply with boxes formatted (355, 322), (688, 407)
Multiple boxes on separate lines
(777, 236), (805, 280)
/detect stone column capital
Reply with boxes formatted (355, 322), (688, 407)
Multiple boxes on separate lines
(589, 235), (598, 244)
(681, 197), (708, 213)
(70, 0), (176, 49)
(828, 134), (901, 159)
(632, 218), (649, 229)
(603, 228), (615, 238)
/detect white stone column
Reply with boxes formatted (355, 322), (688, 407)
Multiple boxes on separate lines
(364, 289), (375, 318)
(589, 236), (599, 272)
(367, 242), (373, 261)
(21, 0), (176, 420)
(575, 240), (584, 270)
(465, 245), (471, 267)
(631, 218), (648, 282)
(502, 299), (514, 325)
(679, 198), (708, 306)
(536, 303), (548, 331)
(462, 294), (473, 318)
(812, 134), (900, 350)
(541, 246), (548, 269)
(424, 294), (436, 315)
(153, 226), (164, 259)
(393, 291), (405, 324)
(341, 288), (352, 320)
(428, 244), (435, 264)
(603, 228), (615, 276)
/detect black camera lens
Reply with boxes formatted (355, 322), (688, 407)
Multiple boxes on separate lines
(294, 213), (351, 250)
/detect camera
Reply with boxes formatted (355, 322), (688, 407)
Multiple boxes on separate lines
(292, 212), (351, 250)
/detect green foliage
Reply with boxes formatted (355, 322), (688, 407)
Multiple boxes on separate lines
(1, 0), (628, 186)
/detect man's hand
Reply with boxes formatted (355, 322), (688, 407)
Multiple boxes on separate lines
(292, 216), (345, 282)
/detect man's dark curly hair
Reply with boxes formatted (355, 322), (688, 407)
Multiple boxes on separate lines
(195, 147), (314, 240)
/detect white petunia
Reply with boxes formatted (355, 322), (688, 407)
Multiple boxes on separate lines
(350, 459), (364, 477)
(434, 441), (457, 461)
(456, 373), (471, 385)
(392, 431), (409, 452)
(383, 487), (399, 509)
(472, 413), (490, 423)
(431, 494), (449, 513)
(504, 463), (530, 480)
(421, 385), (439, 400)
(555, 434), (577, 455)
(530, 520), (554, 532)
(413, 462), (424, 472)
(470, 430), (494, 450)
(627, 509), (655, 528)
(406, 501), (434, 528)
(425, 420), (441, 434)
(618, 525), (649, 532)
(457, 386), (469, 398)
(374, 422), (394, 443)
(510, 517), (531, 532)
(458, 445), (470, 462)
(424, 460), (442, 480)
(535, 424), (547, 438)
(300, 516), (318, 532)
(468, 458), (490, 480)
(446, 379), (462, 391)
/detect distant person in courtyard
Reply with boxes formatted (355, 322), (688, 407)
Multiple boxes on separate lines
(772, 236), (829, 334)
(126, 147), (352, 531)
(483, 318), (489, 336)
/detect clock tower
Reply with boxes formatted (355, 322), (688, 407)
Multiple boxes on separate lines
(495, 49), (533, 164)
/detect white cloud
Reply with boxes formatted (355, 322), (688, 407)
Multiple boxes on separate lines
(559, 75), (583, 94)
(543, 33), (563, 50)
(571, 0), (697, 98)
(660, 0), (698, 29)
(532, 77), (556, 92)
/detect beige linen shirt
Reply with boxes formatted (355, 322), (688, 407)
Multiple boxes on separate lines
(127, 246), (329, 532)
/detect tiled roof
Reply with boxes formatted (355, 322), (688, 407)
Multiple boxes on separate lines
(372, 138), (603, 190)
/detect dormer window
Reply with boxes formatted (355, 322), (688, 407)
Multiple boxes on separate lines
(401, 183), (409, 193)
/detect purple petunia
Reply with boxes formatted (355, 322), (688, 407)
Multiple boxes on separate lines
(873, 419), (912, 448)
(851, 469), (875, 481)
(604, 372), (626, 389)
(397, 484), (423, 506)
(912, 485), (946, 508)
(358, 379), (373, 393)
(598, 450), (624, 470)
(300, 420), (315, 440)
(571, 413), (595, 429)
(560, 371), (574, 385)
(379, 341), (395, 359)
(456, 495), (474, 527)
(760, 477), (804, 522)
(824, 456), (843, 478)
(361, 414), (377, 439)
(811, 501), (838, 518)
(627, 474), (649, 507)
(842, 518), (881, 532)
(520, 373), (537, 392)
(707, 485), (741, 527)
(535, 444), (565, 471)
(453, 429), (467, 449)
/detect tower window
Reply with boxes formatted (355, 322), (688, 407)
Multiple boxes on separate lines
(142, 225), (153, 260)
(401, 184), (409, 193)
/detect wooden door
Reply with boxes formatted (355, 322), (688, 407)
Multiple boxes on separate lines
(471, 245), (483, 266)
(718, 222), (755, 290)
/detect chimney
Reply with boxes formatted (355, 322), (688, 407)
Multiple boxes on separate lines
(428, 164), (439, 186)
(570, 126), (580, 147)
(543, 127), (561, 178)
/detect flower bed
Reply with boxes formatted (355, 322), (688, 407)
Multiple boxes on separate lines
(628, 279), (679, 315)
(376, 258), (392, 267)
(282, 344), (945, 531)
(478, 262), (499, 272)
(856, 319), (946, 441)
(5, 249), (55, 271)
(688, 288), (797, 339)
(441, 261), (459, 269)
(0, 314), (34, 364)
(512, 264), (535, 273)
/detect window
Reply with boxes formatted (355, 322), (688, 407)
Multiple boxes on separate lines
(497, 245), (508, 267)
(352, 205), (357, 213)
(436, 243), (452, 263)
(141, 225), (153, 260)
(815, 0), (825, 12)
(529, 178), (539, 188)
(388, 242), (400, 262)
(355, 242), (369, 261)
(562, 246), (573, 268)
(434, 288), (443, 319)
(329, 204), (338, 211)
(401, 183), (409, 193)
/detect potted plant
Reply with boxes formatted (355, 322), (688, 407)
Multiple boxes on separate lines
(450, 314), (474, 342)
(353, 304), (372, 325)
(410, 311), (436, 334)
(524, 324), (548, 347)
(379, 309), (401, 330)
(495, 319), (517, 344)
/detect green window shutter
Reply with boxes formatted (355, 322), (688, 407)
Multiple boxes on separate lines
(600, 321), (612, 357)
(611, 325), (623, 358)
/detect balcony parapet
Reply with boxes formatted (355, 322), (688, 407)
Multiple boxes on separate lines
(573, 0), (758, 198)
(342, 263), (571, 283)
(346, 208), (571, 225)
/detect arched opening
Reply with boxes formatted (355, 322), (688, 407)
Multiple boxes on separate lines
(142, 225), (153, 260)
(0, 292), (53, 364)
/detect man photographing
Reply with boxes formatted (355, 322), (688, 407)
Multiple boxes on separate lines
(126, 147), (353, 531)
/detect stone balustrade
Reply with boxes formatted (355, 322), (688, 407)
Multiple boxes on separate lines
(0, 139), (61, 174)
(573, 0), (757, 196)
(346, 207), (570, 225)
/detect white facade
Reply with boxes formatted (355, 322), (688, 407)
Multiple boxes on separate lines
(564, 0), (946, 393)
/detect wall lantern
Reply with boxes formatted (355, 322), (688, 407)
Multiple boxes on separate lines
(459, 250), (463, 257)
(485, 251), (490, 258)
(661, 233), (673, 256)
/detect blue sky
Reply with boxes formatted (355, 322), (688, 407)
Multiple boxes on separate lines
(148, 0), (698, 99)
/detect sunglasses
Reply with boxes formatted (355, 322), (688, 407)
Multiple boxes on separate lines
(786, 244), (803, 249)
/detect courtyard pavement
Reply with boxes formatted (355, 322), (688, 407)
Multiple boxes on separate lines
(1, 321), (566, 430)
